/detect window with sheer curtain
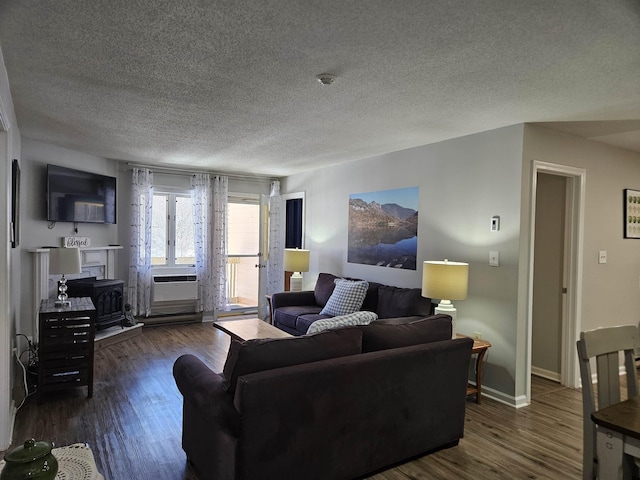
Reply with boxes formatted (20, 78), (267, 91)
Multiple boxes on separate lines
(192, 174), (230, 314)
(151, 192), (195, 267)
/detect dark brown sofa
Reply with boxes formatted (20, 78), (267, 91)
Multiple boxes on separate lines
(173, 316), (472, 480)
(271, 272), (434, 335)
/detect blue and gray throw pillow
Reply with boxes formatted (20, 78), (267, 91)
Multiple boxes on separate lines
(320, 279), (369, 316)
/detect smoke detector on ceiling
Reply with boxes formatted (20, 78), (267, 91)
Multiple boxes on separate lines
(316, 73), (336, 85)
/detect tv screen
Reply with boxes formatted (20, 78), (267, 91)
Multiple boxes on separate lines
(47, 164), (117, 224)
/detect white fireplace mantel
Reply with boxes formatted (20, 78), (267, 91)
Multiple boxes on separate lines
(31, 246), (123, 330)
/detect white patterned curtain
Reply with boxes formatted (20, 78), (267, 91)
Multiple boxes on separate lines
(212, 175), (230, 313)
(266, 180), (284, 295)
(191, 174), (214, 312)
(128, 168), (154, 317)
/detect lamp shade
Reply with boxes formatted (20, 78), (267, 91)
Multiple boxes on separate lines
(284, 248), (310, 273)
(49, 247), (82, 275)
(422, 260), (468, 300)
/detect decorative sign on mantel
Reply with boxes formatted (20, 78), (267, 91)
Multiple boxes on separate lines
(63, 236), (91, 248)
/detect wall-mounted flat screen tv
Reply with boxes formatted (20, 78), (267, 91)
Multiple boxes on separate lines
(47, 164), (117, 224)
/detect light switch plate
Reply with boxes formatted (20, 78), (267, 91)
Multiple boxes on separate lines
(598, 250), (607, 264)
(489, 251), (499, 267)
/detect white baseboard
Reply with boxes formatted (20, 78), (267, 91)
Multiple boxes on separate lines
(531, 366), (561, 382)
(479, 385), (529, 408)
(3, 406), (16, 450)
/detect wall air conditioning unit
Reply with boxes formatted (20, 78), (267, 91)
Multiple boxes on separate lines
(151, 275), (198, 316)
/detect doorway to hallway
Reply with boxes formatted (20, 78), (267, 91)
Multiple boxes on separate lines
(526, 161), (585, 403)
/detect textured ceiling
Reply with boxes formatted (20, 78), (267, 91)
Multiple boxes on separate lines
(0, 1), (638, 176)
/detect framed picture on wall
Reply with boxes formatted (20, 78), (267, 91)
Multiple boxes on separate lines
(347, 186), (419, 270)
(624, 188), (640, 239)
(11, 159), (20, 248)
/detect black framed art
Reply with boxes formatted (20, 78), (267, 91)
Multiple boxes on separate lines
(11, 159), (20, 248)
(624, 188), (640, 239)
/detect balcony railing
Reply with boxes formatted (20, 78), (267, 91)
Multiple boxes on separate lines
(226, 256), (258, 310)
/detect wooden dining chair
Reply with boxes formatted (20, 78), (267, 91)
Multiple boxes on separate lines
(577, 324), (640, 480)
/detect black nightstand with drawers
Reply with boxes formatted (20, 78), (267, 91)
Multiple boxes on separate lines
(38, 297), (96, 403)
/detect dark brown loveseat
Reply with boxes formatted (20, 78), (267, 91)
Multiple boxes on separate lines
(173, 316), (472, 480)
(271, 272), (434, 335)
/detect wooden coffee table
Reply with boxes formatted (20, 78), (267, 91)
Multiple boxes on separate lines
(212, 317), (292, 341)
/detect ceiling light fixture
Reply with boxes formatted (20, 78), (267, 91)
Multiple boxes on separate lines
(316, 73), (336, 85)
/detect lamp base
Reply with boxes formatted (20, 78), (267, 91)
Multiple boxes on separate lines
(289, 272), (303, 292)
(56, 275), (71, 308)
(434, 300), (457, 339)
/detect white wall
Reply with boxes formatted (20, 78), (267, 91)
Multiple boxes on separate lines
(19, 139), (120, 338)
(283, 125), (526, 402)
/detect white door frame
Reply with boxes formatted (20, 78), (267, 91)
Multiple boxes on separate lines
(282, 191), (306, 248)
(0, 130), (12, 449)
(526, 161), (585, 401)
(0, 88), (14, 448)
(258, 194), (269, 319)
(225, 193), (264, 317)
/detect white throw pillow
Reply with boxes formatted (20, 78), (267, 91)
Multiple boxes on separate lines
(307, 311), (378, 334)
(319, 279), (369, 316)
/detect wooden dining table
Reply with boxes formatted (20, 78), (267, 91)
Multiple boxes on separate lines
(591, 395), (640, 479)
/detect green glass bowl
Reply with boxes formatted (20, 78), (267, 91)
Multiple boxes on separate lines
(1, 439), (58, 480)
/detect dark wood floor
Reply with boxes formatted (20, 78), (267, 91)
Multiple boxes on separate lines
(4, 323), (596, 479)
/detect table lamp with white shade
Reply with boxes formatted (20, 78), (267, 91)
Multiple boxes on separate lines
(421, 259), (469, 338)
(49, 247), (82, 307)
(284, 248), (310, 292)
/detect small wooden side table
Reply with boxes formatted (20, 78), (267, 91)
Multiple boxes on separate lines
(457, 334), (491, 404)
